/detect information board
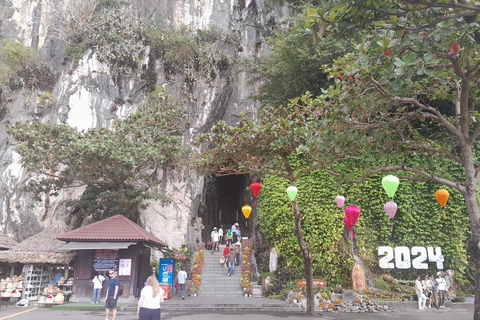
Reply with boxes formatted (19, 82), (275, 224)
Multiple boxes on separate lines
(93, 249), (119, 271)
(252, 285), (262, 298)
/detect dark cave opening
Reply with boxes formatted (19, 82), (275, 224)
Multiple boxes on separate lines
(201, 174), (253, 242)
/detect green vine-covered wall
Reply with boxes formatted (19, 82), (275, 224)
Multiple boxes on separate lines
(257, 159), (472, 288)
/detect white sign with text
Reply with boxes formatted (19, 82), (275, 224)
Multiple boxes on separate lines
(378, 246), (444, 269)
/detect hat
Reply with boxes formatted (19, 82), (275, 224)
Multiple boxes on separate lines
(437, 272), (442, 276)
(214, 227), (217, 230)
(235, 222), (239, 226)
(234, 242), (241, 246)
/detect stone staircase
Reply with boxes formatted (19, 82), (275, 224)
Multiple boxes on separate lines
(197, 244), (243, 297)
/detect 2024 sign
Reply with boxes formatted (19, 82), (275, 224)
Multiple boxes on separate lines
(378, 246), (444, 269)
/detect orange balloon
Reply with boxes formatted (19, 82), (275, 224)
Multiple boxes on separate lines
(434, 189), (449, 207)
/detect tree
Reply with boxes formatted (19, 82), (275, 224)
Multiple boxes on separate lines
(296, 2), (480, 318)
(6, 86), (185, 221)
(194, 106), (342, 316)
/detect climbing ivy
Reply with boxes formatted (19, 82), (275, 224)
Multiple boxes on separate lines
(258, 156), (472, 287)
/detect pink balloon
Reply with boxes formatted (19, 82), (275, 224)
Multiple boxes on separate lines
(384, 201), (397, 219)
(344, 205), (360, 226)
(343, 216), (353, 230)
(335, 195), (345, 209)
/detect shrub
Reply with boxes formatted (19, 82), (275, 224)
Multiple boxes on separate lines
(373, 277), (391, 292)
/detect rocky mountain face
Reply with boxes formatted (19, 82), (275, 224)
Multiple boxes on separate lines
(0, 0), (290, 249)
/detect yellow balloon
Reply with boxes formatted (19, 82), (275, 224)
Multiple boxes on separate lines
(242, 205), (252, 219)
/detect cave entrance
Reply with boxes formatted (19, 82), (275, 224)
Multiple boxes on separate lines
(201, 174), (252, 242)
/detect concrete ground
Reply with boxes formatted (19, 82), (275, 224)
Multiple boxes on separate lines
(0, 304), (474, 320)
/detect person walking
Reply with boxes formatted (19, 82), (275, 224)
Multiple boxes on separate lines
(226, 229), (233, 246)
(233, 242), (241, 267)
(91, 272), (105, 304)
(437, 272), (448, 308)
(430, 274), (439, 309)
(223, 243), (230, 269)
(231, 223), (238, 243)
(105, 270), (120, 320)
(226, 248), (237, 276)
(137, 275), (164, 320)
(211, 227), (220, 253)
(415, 275), (426, 310)
(219, 226), (224, 245)
(177, 266), (187, 300)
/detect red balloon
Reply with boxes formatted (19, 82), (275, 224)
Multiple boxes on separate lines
(343, 216), (353, 230)
(250, 182), (262, 197)
(344, 205), (360, 226)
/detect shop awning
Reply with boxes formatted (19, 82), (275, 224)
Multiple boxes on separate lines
(59, 241), (135, 250)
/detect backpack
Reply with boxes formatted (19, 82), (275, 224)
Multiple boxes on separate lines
(118, 283), (124, 296)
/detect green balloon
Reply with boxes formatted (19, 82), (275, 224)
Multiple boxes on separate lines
(286, 186), (298, 201)
(382, 175), (399, 198)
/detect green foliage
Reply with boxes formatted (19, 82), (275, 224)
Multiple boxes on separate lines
(65, 42), (89, 68)
(38, 92), (58, 106)
(257, 159), (472, 286)
(7, 86), (185, 222)
(373, 277), (390, 292)
(243, 22), (355, 106)
(0, 39), (35, 87)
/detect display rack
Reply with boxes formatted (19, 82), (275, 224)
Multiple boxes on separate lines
(23, 265), (52, 301)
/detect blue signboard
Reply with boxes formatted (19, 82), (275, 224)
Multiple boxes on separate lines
(159, 258), (175, 295)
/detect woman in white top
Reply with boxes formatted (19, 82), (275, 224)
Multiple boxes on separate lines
(91, 272), (105, 304)
(436, 272), (448, 309)
(137, 276), (164, 320)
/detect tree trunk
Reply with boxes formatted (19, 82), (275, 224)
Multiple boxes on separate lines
(464, 191), (480, 320)
(292, 200), (316, 316)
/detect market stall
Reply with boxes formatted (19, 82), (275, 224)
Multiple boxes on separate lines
(0, 222), (76, 305)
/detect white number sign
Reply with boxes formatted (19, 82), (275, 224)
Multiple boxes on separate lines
(378, 246), (443, 269)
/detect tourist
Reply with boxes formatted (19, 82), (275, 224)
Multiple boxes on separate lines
(137, 275), (164, 320)
(91, 272), (105, 304)
(430, 274), (439, 309)
(415, 275), (426, 310)
(226, 247), (236, 276)
(233, 242), (241, 267)
(231, 222), (238, 243)
(424, 275), (433, 308)
(226, 229), (233, 246)
(211, 227), (220, 253)
(437, 272), (448, 308)
(223, 243), (230, 269)
(219, 225), (224, 244)
(105, 270), (119, 320)
(177, 266), (187, 300)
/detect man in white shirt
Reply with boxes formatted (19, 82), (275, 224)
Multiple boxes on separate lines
(177, 266), (188, 300)
(211, 227), (220, 253)
(231, 223), (237, 243)
(437, 272), (448, 308)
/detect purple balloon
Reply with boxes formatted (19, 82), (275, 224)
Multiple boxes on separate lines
(335, 195), (345, 209)
(384, 201), (397, 219)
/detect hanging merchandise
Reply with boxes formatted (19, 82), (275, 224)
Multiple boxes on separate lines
(434, 189), (449, 218)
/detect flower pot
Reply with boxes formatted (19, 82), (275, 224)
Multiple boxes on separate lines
(193, 293), (197, 297)
(293, 299), (298, 304)
(248, 294), (252, 297)
(245, 294), (248, 297)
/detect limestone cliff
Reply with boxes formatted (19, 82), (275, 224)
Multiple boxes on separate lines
(0, 0), (290, 248)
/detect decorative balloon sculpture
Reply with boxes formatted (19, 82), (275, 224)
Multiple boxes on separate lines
(382, 175), (400, 198)
(344, 205), (360, 239)
(242, 205), (252, 227)
(335, 195), (345, 215)
(384, 201), (397, 229)
(286, 186), (298, 201)
(434, 189), (449, 218)
(250, 182), (262, 207)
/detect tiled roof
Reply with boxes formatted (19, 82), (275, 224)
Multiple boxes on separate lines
(56, 215), (168, 248)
